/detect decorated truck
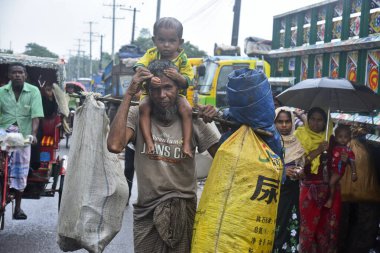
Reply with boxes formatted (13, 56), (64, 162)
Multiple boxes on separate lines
(269, 0), (380, 94)
(269, 0), (380, 137)
(269, 2), (380, 251)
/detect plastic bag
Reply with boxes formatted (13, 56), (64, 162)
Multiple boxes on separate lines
(192, 125), (283, 253)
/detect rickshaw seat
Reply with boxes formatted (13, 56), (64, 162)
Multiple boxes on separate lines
(41, 115), (61, 149)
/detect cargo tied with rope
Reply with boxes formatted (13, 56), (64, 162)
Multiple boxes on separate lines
(69, 93), (274, 137)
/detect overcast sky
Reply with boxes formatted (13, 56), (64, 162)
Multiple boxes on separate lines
(0, 0), (322, 59)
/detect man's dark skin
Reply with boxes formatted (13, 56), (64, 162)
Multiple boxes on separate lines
(8, 65), (39, 215)
(107, 66), (219, 156)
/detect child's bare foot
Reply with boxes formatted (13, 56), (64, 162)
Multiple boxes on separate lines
(145, 141), (155, 155)
(324, 198), (333, 208)
(183, 143), (193, 158)
(351, 173), (358, 182)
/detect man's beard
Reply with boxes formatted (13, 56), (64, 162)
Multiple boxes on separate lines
(11, 81), (23, 91)
(152, 104), (178, 125)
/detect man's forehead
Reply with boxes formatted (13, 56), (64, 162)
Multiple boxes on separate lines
(159, 75), (175, 84)
(149, 75), (177, 89)
(10, 66), (25, 72)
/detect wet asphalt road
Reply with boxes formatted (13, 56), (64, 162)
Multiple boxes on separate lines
(0, 138), (210, 253)
(0, 140), (136, 253)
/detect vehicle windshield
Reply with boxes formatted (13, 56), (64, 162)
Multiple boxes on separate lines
(198, 62), (218, 94)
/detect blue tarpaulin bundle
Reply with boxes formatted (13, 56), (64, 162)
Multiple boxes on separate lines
(227, 68), (275, 128)
(224, 68), (282, 158)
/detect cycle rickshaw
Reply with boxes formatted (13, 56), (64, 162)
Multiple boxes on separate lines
(63, 81), (86, 148)
(0, 53), (68, 230)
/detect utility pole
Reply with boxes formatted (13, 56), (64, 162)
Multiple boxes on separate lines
(98, 34), (104, 71)
(85, 21), (97, 78)
(80, 51), (86, 77)
(74, 39), (84, 80)
(231, 0), (241, 46)
(103, 0), (124, 62)
(67, 49), (76, 80)
(156, 0), (161, 21)
(93, 34), (105, 71)
(120, 7), (140, 44)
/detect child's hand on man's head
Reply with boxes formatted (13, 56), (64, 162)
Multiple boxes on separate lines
(151, 77), (161, 86)
(128, 67), (153, 96)
(164, 68), (181, 81)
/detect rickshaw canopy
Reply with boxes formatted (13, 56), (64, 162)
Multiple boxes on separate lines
(64, 81), (86, 93)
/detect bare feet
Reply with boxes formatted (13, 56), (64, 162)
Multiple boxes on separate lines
(182, 143), (193, 158)
(324, 198), (333, 208)
(145, 141), (155, 155)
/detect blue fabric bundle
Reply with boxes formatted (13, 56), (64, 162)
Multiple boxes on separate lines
(227, 68), (274, 128)
(224, 68), (282, 158)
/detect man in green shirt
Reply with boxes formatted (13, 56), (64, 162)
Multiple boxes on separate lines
(0, 63), (44, 219)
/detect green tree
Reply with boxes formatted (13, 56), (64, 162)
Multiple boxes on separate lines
(66, 55), (88, 80)
(66, 52), (113, 80)
(23, 43), (58, 58)
(100, 52), (112, 68)
(0, 49), (13, 54)
(133, 28), (154, 52)
(182, 41), (207, 58)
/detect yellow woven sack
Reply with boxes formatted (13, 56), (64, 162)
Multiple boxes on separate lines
(192, 125), (283, 253)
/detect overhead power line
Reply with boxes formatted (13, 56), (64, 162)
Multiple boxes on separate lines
(103, 0), (124, 61)
(84, 21), (98, 77)
(182, 0), (220, 24)
(120, 7), (140, 44)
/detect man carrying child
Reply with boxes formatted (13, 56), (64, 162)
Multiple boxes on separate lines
(133, 17), (195, 157)
(107, 60), (219, 252)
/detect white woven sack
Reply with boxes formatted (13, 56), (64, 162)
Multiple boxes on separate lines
(57, 95), (129, 253)
(52, 82), (70, 117)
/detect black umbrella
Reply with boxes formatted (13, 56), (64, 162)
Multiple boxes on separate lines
(276, 77), (380, 113)
(277, 77), (380, 140)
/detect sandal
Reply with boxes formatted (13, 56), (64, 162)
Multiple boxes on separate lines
(13, 209), (27, 220)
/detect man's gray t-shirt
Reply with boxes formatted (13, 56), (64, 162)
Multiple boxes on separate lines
(127, 106), (219, 218)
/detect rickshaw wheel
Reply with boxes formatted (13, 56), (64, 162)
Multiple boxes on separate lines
(58, 175), (65, 211)
(0, 180), (4, 230)
(0, 213), (4, 230)
(65, 134), (70, 149)
(0, 178), (2, 206)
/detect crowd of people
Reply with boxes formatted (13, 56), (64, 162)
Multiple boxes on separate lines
(106, 16), (378, 253)
(272, 102), (366, 252)
(1, 15), (378, 253)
